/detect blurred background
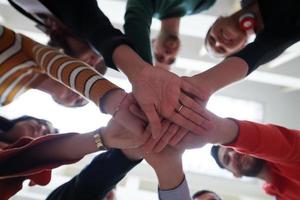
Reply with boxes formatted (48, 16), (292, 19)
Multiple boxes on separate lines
(1, 0), (300, 199)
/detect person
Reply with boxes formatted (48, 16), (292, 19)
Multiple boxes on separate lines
(0, 23), (154, 136)
(170, 108), (300, 200)
(0, 116), (151, 200)
(205, 0), (300, 70)
(27, 0), (211, 138)
(0, 115), (57, 148)
(192, 190), (221, 200)
(8, 0), (107, 74)
(124, 0), (216, 67)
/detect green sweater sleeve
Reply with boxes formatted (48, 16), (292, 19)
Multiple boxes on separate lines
(124, 0), (154, 64)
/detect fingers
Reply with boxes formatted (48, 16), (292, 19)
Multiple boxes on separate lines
(129, 104), (148, 122)
(181, 79), (209, 102)
(170, 112), (209, 135)
(152, 123), (179, 153)
(179, 93), (209, 119)
(114, 109), (147, 135)
(142, 120), (171, 153)
(169, 128), (189, 146)
(139, 104), (161, 139)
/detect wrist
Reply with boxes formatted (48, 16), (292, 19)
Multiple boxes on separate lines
(216, 118), (239, 145)
(100, 89), (126, 115)
(112, 45), (150, 83)
(154, 157), (183, 190)
(156, 165), (184, 190)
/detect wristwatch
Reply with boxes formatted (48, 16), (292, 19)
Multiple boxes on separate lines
(93, 129), (107, 150)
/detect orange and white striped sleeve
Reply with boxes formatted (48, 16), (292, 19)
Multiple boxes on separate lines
(23, 36), (120, 108)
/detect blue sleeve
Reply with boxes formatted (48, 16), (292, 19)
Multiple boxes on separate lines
(46, 149), (142, 200)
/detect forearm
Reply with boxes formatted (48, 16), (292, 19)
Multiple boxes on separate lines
(0, 133), (97, 177)
(192, 57), (248, 94)
(154, 158), (184, 190)
(112, 45), (151, 83)
(124, 0), (154, 64)
(23, 36), (125, 113)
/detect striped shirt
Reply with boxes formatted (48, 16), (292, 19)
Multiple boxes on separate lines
(0, 25), (119, 107)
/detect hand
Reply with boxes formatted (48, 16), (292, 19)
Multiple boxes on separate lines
(181, 75), (213, 107)
(131, 67), (211, 138)
(173, 112), (239, 150)
(101, 118), (151, 149)
(102, 90), (148, 136)
(142, 124), (189, 153)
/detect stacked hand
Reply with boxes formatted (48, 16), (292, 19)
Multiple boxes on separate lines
(130, 67), (211, 138)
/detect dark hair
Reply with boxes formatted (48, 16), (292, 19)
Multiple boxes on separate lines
(47, 32), (75, 57)
(193, 190), (221, 199)
(210, 145), (224, 169)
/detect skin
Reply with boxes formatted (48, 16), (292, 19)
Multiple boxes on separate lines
(0, 118), (56, 143)
(206, 16), (247, 57)
(205, 1), (264, 57)
(113, 45), (212, 139)
(44, 15), (107, 74)
(0, 116), (150, 176)
(153, 18), (180, 68)
(218, 146), (262, 178)
(144, 146), (184, 190)
(35, 75), (88, 108)
(34, 10), (209, 141)
(194, 192), (221, 200)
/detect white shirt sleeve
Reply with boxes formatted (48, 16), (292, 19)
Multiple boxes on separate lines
(158, 176), (192, 200)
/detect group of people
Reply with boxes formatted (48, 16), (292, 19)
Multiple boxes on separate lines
(1, 0), (300, 199)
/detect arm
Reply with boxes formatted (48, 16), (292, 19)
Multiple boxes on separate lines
(40, 0), (132, 69)
(46, 149), (142, 200)
(144, 147), (191, 200)
(19, 33), (148, 135)
(37, 1), (211, 138)
(231, 30), (299, 75)
(225, 120), (300, 164)
(0, 117), (149, 177)
(124, 0), (154, 64)
(174, 109), (300, 164)
(189, 30), (299, 98)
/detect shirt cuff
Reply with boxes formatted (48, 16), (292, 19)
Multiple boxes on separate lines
(158, 176), (192, 200)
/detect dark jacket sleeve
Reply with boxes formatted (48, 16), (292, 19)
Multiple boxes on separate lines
(46, 149), (142, 200)
(124, 0), (154, 64)
(230, 29), (300, 75)
(40, 0), (133, 70)
(0, 116), (14, 132)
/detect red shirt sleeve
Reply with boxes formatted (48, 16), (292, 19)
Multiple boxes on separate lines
(225, 120), (300, 164)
